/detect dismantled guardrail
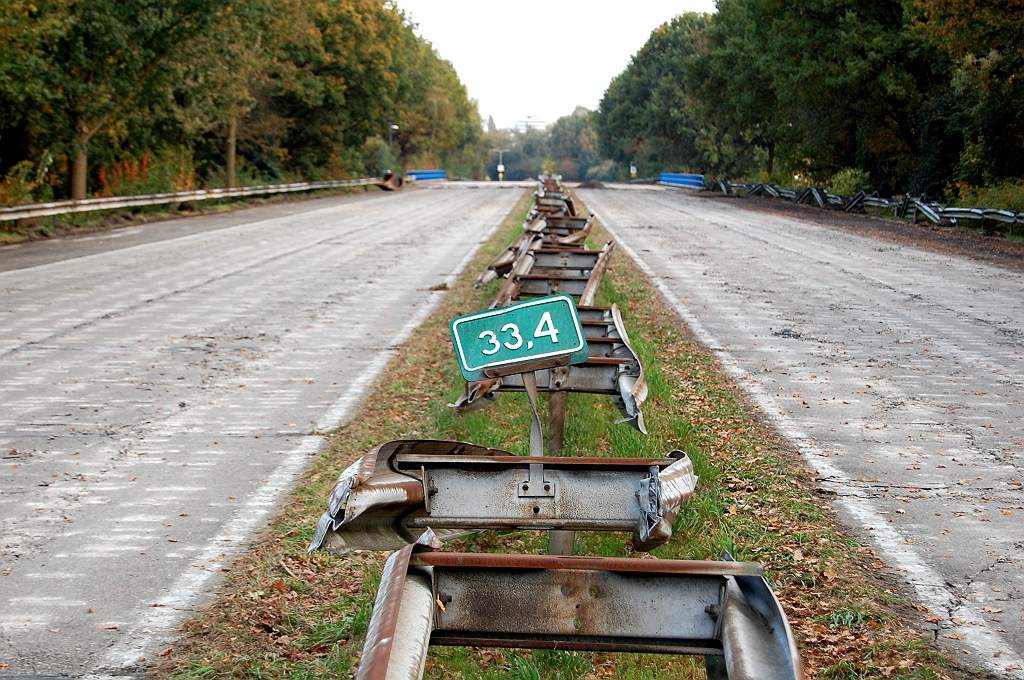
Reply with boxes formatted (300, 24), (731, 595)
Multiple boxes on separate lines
(707, 179), (1023, 232)
(0, 174), (404, 222)
(358, 538), (802, 680)
(307, 439), (697, 554)
(461, 176), (646, 436)
(308, 173), (804, 679)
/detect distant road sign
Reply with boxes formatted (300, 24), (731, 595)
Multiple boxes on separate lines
(450, 295), (589, 381)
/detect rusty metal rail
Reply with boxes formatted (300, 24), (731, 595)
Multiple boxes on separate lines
(455, 303), (647, 432)
(463, 175), (647, 440)
(356, 540), (804, 680)
(469, 174), (647, 555)
(307, 439), (698, 554)
(0, 176), (388, 222)
(308, 172), (804, 678)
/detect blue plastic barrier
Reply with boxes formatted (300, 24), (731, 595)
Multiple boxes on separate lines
(406, 169), (447, 182)
(659, 173), (704, 188)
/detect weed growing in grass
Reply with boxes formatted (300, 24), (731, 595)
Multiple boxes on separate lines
(160, 190), (968, 680)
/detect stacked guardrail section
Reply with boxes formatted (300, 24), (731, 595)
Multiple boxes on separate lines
(707, 179), (1023, 233)
(308, 175), (804, 679)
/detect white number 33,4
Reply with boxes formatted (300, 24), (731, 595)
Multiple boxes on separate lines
(478, 311), (559, 356)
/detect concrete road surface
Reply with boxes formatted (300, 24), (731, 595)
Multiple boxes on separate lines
(0, 184), (524, 675)
(581, 186), (1024, 677)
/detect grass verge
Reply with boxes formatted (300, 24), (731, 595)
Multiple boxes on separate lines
(159, 189), (973, 680)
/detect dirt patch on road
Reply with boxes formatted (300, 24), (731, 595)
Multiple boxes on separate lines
(706, 194), (1024, 272)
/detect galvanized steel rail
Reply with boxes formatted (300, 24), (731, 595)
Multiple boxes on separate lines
(0, 176), (384, 222)
(707, 179), (1023, 230)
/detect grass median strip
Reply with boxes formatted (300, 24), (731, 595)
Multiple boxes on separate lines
(161, 189), (968, 680)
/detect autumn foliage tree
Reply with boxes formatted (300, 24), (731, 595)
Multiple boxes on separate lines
(596, 0), (1024, 200)
(0, 0), (488, 203)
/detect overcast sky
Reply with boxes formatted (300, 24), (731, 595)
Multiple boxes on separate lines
(396, 0), (717, 130)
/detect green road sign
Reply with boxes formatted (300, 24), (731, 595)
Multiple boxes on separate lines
(450, 295), (589, 381)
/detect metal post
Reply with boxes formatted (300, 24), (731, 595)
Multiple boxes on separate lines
(388, 121), (399, 172)
(491, 148), (509, 181)
(547, 389), (574, 555)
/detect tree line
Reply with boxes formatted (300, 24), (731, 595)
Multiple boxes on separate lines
(596, 0), (1024, 203)
(0, 0), (488, 203)
(481, 108), (616, 183)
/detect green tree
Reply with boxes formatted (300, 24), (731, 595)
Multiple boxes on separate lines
(32, 0), (227, 197)
(919, 0), (1024, 185)
(596, 14), (712, 178)
(549, 107), (600, 180)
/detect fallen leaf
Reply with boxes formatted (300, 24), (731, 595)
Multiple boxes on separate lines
(793, 549), (803, 562)
(822, 568), (837, 581)
(96, 625), (119, 630)
(727, 505), (738, 515)
(275, 635), (291, 645)
(148, 603), (164, 607)
(168, 539), (178, 543)
(911, 603), (931, 613)
(943, 633), (966, 639)
(983, 606), (1003, 613)
(271, 579), (288, 593)
(157, 648), (173, 657)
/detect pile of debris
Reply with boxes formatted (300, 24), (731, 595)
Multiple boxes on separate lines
(308, 175), (804, 679)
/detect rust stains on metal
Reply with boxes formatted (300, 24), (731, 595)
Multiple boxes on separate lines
(409, 552), (763, 577)
(356, 549), (804, 680)
(308, 440), (697, 553)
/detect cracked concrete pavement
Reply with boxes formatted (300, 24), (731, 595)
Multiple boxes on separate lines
(0, 184), (524, 675)
(580, 185), (1024, 676)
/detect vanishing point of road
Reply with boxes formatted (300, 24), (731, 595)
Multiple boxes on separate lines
(0, 184), (524, 675)
(581, 185), (1024, 676)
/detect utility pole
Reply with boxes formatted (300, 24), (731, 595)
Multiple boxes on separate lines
(491, 148), (509, 181)
(388, 120), (399, 171)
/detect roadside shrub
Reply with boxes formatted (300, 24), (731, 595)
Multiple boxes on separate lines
(96, 147), (196, 197)
(828, 167), (872, 196)
(950, 178), (1024, 212)
(1, 152), (54, 205)
(0, 161), (37, 205)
